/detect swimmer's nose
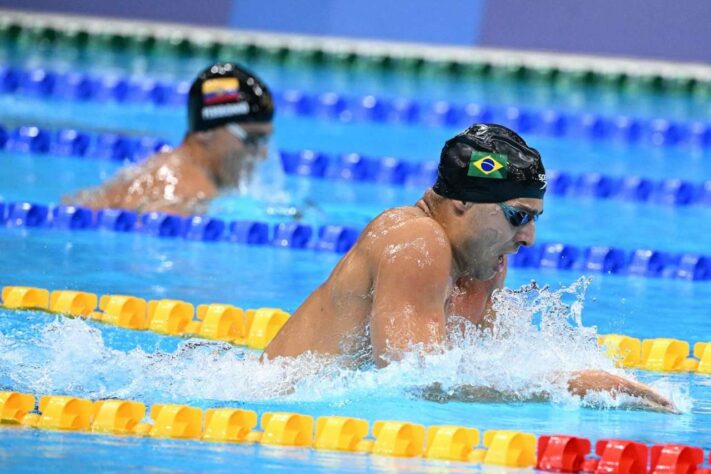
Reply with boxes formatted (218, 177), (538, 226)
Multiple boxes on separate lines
(514, 220), (536, 247)
(257, 144), (269, 160)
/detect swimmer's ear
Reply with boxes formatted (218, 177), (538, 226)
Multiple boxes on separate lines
(452, 200), (472, 214)
(193, 130), (215, 145)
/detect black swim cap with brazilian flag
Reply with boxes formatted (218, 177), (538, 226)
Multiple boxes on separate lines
(188, 63), (274, 133)
(432, 124), (547, 203)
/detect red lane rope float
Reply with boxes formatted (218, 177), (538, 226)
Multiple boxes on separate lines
(1, 391), (709, 472)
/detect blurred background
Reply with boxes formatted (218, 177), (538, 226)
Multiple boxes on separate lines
(3, 0), (710, 62)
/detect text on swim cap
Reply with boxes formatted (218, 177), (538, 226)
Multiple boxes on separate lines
(201, 102), (250, 120)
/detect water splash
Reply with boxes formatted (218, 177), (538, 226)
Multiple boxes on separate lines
(0, 277), (690, 412)
(210, 146), (325, 222)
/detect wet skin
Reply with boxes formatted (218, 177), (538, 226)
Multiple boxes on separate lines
(265, 189), (677, 412)
(64, 122), (273, 216)
(265, 189), (535, 365)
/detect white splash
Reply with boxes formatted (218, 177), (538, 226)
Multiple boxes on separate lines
(0, 277), (690, 412)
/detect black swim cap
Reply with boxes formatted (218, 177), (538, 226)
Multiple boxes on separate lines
(432, 124), (547, 203)
(188, 62), (274, 133)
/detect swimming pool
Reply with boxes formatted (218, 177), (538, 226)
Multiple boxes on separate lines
(1, 10), (711, 472)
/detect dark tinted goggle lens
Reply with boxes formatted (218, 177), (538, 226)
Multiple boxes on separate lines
(499, 203), (540, 227)
(227, 124), (271, 147)
(244, 134), (270, 147)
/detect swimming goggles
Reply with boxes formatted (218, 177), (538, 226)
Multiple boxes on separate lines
(226, 123), (271, 148)
(498, 202), (541, 227)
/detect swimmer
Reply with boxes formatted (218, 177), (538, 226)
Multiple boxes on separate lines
(63, 63), (274, 215)
(265, 123), (676, 412)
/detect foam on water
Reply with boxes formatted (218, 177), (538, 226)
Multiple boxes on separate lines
(210, 146), (326, 222)
(0, 277), (690, 412)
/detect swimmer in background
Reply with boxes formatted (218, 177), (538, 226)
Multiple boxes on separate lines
(265, 123), (676, 413)
(64, 63), (274, 216)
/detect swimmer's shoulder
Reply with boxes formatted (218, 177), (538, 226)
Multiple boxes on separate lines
(369, 205), (446, 233)
(360, 206), (451, 256)
(144, 150), (219, 197)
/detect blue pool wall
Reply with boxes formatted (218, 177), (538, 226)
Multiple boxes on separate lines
(5, 0), (711, 62)
(229, 0), (486, 46)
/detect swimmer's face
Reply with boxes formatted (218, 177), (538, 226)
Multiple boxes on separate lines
(213, 122), (274, 186)
(456, 197), (543, 280)
(222, 122), (274, 157)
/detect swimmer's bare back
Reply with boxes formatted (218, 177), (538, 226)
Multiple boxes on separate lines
(263, 201), (501, 366)
(63, 151), (218, 216)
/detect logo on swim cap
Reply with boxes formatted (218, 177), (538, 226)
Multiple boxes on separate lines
(538, 173), (547, 189)
(467, 151), (508, 179)
(202, 77), (241, 105)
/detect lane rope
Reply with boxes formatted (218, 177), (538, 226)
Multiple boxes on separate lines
(2, 284), (711, 373)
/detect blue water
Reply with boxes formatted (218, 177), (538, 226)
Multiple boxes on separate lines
(2, 151), (709, 256)
(3, 44), (710, 122)
(2, 96), (710, 184)
(0, 226), (709, 342)
(1, 427), (469, 473)
(1, 23), (711, 472)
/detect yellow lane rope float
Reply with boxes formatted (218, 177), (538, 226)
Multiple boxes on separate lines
(2, 285), (710, 373)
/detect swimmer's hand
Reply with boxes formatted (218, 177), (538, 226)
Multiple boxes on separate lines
(568, 369), (678, 414)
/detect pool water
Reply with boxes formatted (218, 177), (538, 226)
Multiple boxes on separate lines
(1, 15), (711, 472)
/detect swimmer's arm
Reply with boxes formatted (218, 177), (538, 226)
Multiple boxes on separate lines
(370, 221), (451, 368)
(66, 191), (200, 216)
(566, 369), (677, 413)
(62, 171), (140, 210)
(418, 370), (677, 413)
(62, 183), (121, 209)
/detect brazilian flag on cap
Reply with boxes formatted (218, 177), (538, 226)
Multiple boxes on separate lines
(467, 151), (508, 179)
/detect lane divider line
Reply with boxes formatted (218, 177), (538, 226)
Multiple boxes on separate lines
(0, 66), (709, 148)
(1, 390), (709, 471)
(2, 122), (709, 206)
(2, 197), (710, 281)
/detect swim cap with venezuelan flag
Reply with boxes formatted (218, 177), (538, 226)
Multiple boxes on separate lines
(188, 63), (274, 133)
(433, 124), (546, 203)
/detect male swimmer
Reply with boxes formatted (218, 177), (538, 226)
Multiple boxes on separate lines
(64, 63), (274, 215)
(265, 123), (676, 412)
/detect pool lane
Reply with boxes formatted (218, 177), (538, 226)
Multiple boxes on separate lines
(1, 305), (709, 448)
(0, 101), (710, 182)
(0, 226), (708, 342)
(1, 151), (709, 256)
(2, 49), (709, 122)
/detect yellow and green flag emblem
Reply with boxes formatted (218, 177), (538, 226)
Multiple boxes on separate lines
(467, 151), (508, 179)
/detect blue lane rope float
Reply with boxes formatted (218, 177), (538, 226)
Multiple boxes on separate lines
(2, 122), (711, 208)
(1, 124), (171, 162)
(1, 200), (710, 281)
(0, 201), (359, 253)
(0, 65), (710, 149)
